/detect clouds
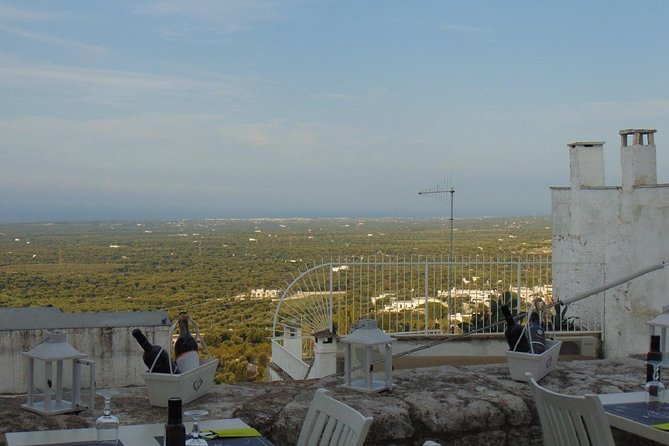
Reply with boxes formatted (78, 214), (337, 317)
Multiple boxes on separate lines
(437, 24), (489, 35)
(1, 1), (669, 222)
(0, 111), (372, 199)
(132, 0), (293, 37)
(0, 4), (53, 21)
(0, 24), (107, 55)
(0, 55), (262, 119)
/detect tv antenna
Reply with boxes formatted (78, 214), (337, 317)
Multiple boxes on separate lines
(418, 179), (455, 259)
(419, 179), (456, 330)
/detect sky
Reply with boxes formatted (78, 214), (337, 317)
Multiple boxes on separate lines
(2, 1), (669, 223)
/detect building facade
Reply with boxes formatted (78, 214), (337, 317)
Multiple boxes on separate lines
(551, 129), (669, 358)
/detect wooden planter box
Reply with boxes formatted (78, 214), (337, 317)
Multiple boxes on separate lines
(506, 339), (561, 382)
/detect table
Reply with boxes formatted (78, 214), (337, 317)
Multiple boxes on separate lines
(598, 391), (669, 445)
(5, 418), (274, 446)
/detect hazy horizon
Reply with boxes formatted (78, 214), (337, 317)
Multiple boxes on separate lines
(0, 213), (552, 225)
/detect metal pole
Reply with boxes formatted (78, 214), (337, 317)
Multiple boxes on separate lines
(516, 258), (522, 311)
(449, 188), (454, 262)
(559, 261), (668, 306)
(449, 188), (455, 335)
(329, 263), (334, 332)
(424, 257), (429, 334)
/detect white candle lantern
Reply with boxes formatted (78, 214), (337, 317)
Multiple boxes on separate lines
(22, 331), (95, 415)
(341, 319), (396, 393)
(647, 305), (669, 357)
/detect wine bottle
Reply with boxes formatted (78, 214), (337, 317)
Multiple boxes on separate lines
(132, 328), (178, 374)
(174, 312), (199, 373)
(528, 311), (546, 354)
(501, 304), (530, 352)
(647, 334), (662, 382)
(165, 397), (186, 446)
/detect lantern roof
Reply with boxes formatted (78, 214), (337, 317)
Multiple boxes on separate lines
(647, 305), (669, 328)
(341, 319), (396, 346)
(314, 329), (335, 339)
(23, 331), (87, 361)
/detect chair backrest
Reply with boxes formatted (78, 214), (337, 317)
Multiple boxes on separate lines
(526, 372), (615, 446)
(296, 388), (373, 446)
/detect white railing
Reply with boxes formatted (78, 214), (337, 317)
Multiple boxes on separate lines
(272, 255), (604, 339)
(270, 337), (310, 380)
(269, 255), (607, 380)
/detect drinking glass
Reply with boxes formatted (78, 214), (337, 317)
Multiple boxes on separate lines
(96, 389), (120, 445)
(184, 409), (209, 446)
(645, 360), (666, 403)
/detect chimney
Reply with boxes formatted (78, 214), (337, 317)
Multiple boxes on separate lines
(568, 141), (605, 189)
(620, 128), (657, 188)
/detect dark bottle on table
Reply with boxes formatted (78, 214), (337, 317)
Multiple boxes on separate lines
(174, 312), (199, 372)
(132, 328), (178, 374)
(528, 311), (546, 354)
(501, 304), (531, 353)
(165, 397), (186, 446)
(647, 334), (663, 382)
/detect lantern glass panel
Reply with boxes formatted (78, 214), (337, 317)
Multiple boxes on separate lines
(373, 344), (390, 383)
(349, 344), (367, 386)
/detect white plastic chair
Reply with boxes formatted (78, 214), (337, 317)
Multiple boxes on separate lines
(296, 388), (373, 446)
(526, 372), (614, 446)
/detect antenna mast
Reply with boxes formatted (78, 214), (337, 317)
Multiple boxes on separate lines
(419, 180), (455, 332)
(418, 181), (455, 260)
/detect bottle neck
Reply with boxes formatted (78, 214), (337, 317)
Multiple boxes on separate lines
(651, 335), (661, 352)
(179, 319), (191, 336)
(501, 306), (515, 326)
(132, 330), (152, 351)
(167, 398), (182, 424)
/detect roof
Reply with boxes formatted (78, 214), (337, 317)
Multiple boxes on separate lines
(0, 307), (171, 331)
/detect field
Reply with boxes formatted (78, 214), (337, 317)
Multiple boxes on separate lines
(0, 216), (552, 382)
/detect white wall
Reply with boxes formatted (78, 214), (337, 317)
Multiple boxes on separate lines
(393, 336), (509, 357)
(552, 131), (669, 359)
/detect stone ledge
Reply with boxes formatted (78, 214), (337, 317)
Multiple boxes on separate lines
(1, 358), (662, 446)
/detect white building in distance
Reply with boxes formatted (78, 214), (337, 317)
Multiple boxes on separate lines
(249, 288), (280, 299)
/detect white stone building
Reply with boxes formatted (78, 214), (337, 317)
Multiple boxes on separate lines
(551, 128), (669, 358)
(249, 288), (280, 299)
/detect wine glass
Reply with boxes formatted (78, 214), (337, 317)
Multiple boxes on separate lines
(95, 389), (120, 445)
(645, 359), (666, 403)
(184, 409), (209, 446)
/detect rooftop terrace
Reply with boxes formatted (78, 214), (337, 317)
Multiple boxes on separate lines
(1, 357), (660, 446)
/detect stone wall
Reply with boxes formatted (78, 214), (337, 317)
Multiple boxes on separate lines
(0, 326), (171, 393)
(0, 307), (173, 393)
